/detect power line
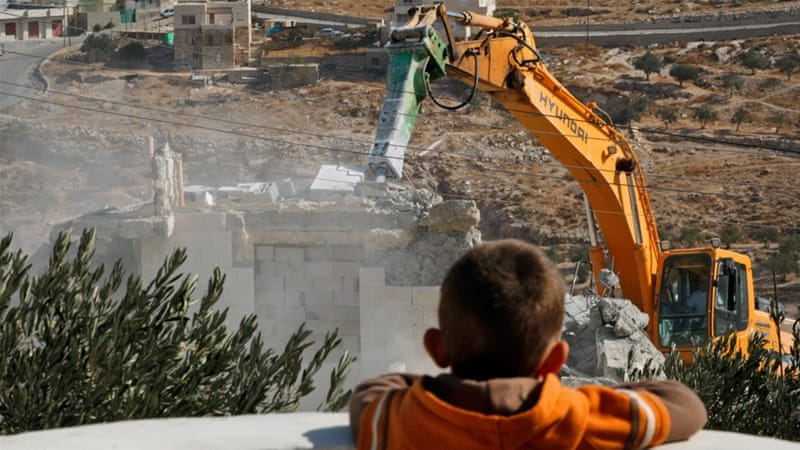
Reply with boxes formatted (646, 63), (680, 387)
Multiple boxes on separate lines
(0, 91), (796, 230)
(2, 81), (798, 201)
(1, 99), (795, 234)
(6, 45), (799, 155)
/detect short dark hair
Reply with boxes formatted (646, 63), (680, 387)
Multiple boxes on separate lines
(438, 239), (565, 380)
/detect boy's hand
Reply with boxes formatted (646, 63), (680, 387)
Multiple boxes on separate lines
(348, 373), (419, 441)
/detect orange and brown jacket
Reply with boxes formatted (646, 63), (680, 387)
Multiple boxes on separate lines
(349, 373), (707, 450)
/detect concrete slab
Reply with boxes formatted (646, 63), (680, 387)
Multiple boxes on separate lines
(309, 165), (364, 199)
(3, 413), (798, 450)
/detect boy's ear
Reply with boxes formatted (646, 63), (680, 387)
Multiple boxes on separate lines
(423, 328), (451, 369)
(535, 340), (569, 377)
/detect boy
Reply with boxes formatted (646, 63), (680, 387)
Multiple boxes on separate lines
(349, 239), (707, 449)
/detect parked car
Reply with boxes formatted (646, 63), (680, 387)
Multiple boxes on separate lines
(160, 5), (174, 18)
(317, 28), (343, 38)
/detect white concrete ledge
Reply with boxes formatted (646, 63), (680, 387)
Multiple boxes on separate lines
(3, 413), (798, 450)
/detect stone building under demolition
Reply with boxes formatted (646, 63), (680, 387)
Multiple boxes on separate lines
(53, 140), (663, 408)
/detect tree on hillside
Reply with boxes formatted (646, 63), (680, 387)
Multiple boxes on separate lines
(776, 53), (799, 80)
(721, 73), (744, 97)
(618, 97), (651, 126)
(731, 106), (749, 132)
(0, 230), (355, 434)
(767, 251), (797, 282)
(718, 223), (742, 249)
(769, 111), (789, 134)
(679, 225), (704, 247)
(753, 226), (779, 249)
(693, 105), (717, 129)
(634, 51), (662, 81)
(669, 64), (700, 87)
(656, 105), (678, 128)
(740, 48), (771, 75)
(779, 232), (800, 259)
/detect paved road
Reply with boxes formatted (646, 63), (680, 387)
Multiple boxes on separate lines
(0, 39), (75, 109)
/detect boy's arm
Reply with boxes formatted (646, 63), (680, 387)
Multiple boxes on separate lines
(616, 379), (707, 442)
(348, 373), (419, 441)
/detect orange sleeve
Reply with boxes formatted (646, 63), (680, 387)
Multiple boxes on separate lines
(349, 374), (417, 448)
(576, 384), (671, 450)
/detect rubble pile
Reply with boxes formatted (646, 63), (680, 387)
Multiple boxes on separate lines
(563, 294), (664, 381)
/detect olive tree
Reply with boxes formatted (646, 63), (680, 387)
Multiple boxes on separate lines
(693, 105), (718, 129)
(634, 51), (662, 81)
(669, 64), (700, 87)
(629, 330), (800, 442)
(731, 106), (749, 132)
(0, 230), (354, 434)
(776, 54), (799, 81)
(656, 106), (678, 128)
(721, 73), (744, 97)
(740, 48), (771, 75)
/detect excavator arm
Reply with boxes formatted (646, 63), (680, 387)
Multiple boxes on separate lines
(366, 4), (660, 317)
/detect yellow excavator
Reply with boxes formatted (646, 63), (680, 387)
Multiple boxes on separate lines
(365, 4), (795, 361)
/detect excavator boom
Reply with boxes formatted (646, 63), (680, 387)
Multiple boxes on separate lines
(367, 4), (660, 317)
(366, 4), (791, 359)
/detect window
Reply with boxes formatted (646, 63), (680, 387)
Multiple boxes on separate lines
(657, 254), (711, 347)
(224, 34), (232, 45)
(192, 52), (199, 61)
(181, 15), (195, 25)
(713, 259), (749, 336)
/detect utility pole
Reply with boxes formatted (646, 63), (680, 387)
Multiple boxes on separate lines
(585, 0), (590, 47)
(63, 1), (67, 47)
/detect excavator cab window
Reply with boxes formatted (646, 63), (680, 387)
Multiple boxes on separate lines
(713, 258), (749, 335)
(657, 254), (712, 348)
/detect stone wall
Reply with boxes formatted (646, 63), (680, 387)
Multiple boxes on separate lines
(534, 7), (800, 47)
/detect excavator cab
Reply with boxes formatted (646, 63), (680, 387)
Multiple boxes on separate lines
(656, 253), (712, 349)
(655, 247), (783, 361)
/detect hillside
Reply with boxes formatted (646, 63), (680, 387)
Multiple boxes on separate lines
(0, 1), (799, 315)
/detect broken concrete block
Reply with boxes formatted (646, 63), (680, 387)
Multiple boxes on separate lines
(562, 295), (663, 380)
(183, 185), (216, 206)
(596, 326), (664, 380)
(598, 297), (650, 337)
(309, 165), (364, 200)
(276, 178), (297, 198)
(420, 200), (480, 233)
(563, 295), (604, 376)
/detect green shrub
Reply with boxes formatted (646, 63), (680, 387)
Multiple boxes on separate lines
(0, 229), (354, 435)
(81, 34), (116, 63)
(118, 41), (145, 62)
(628, 315), (800, 441)
(740, 48), (771, 74)
(569, 245), (591, 283)
(493, 9), (519, 21)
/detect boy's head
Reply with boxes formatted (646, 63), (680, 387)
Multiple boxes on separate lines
(424, 239), (567, 381)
